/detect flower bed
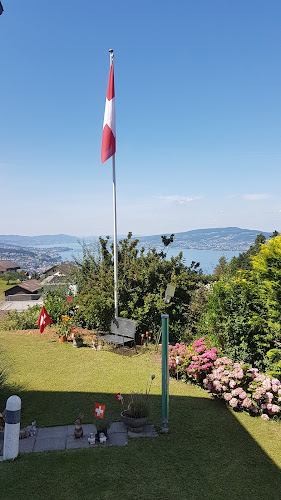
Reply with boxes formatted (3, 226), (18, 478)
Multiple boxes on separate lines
(169, 340), (281, 420)
(169, 337), (218, 384)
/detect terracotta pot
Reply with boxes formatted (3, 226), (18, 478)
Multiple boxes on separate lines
(121, 410), (148, 433)
(58, 335), (67, 343)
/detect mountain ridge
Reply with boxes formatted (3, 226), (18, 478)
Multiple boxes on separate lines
(0, 227), (273, 251)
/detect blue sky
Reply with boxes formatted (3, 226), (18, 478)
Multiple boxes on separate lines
(1, 1), (281, 237)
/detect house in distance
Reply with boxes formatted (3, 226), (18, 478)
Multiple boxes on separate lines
(0, 260), (21, 274)
(4, 279), (43, 302)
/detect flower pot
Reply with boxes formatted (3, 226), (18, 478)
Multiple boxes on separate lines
(121, 410), (148, 433)
(58, 335), (67, 343)
(73, 338), (83, 348)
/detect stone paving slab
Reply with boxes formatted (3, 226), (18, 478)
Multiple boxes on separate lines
(34, 436), (66, 453)
(19, 436), (36, 453)
(108, 421), (127, 434)
(37, 426), (67, 439)
(0, 421), (157, 457)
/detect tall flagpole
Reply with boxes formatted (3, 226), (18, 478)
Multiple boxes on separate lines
(109, 49), (118, 318)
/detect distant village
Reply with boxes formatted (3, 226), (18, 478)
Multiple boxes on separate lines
(0, 244), (72, 274)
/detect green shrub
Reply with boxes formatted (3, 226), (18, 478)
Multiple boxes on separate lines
(0, 305), (42, 330)
(265, 348), (281, 379)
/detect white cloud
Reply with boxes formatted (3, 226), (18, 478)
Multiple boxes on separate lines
(155, 195), (202, 205)
(243, 194), (268, 201)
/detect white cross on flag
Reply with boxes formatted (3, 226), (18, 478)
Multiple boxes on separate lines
(101, 60), (116, 163)
(114, 393), (124, 404)
(37, 306), (52, 333)
(95, 403), (106, 419)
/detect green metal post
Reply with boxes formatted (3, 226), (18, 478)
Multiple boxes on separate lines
(161, 314), (169, 433)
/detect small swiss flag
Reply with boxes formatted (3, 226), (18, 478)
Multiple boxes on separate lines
(114, 393), (124, 404)
(38, 306), (52, 333)
(95, 403), (105, 419)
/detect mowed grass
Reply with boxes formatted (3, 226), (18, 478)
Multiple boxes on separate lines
(1, 329), (281, 500)
(0, 278), (18, 301)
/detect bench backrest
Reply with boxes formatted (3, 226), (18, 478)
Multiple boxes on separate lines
(110, 317), (137, 339)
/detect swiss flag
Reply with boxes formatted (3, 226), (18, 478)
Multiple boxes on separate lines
(95, 403), (106, 419)
(38, 306), (52, 333)
(101, 60), (116, 163)
(114, 393), (124, 404)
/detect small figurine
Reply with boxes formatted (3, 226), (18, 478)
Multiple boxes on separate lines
(92, 337), (98, 350)
(19, 420), (37, 439)
(74, 413), (84, 439)
(99, 432), (107, 444)
(29, 421), (37, 436)
(88, 432), (95, 445)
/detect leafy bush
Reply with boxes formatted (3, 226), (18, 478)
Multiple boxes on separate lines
(42, 287), (71, 323)
(0, 305), (42, 330)
(74, 233), (205, 340)
(264, 349), (281, 379)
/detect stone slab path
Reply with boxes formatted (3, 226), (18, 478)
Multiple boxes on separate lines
(0, 422), (158, 459)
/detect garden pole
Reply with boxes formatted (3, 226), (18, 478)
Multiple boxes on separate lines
(3, 395), (21, 460)
(109, 49), (118, 319)
(161, 314), (169, 433)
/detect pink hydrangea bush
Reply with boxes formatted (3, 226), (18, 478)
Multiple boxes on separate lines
(247, 373), (281, 418)
(168, 337), (218, 384)
(203, 357), (281, 419)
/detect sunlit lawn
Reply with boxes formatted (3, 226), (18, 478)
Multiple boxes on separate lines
(0, 278), (17, 301)
(0, 329), (281, 500)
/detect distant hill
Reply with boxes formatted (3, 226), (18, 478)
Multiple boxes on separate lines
(137, 227), (272, 251)
(0, 234), (79, 246)
(0, 227), (273, 251)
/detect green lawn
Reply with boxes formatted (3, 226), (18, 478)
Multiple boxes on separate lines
(0, 278), (18, 301)
(1, 330), (281, 500)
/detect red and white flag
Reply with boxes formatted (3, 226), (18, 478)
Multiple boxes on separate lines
(95, 403), (106, 419)
(114, 393), (124, 404)
(101, 60), (116, 163)
(38, 306), (52, 333)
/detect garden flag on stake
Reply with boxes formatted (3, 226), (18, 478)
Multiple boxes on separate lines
(38, 306), (52, 333)
(101, 60), (116, 163)
(95, 403), (106, 419)
(114, 393), (124, 404)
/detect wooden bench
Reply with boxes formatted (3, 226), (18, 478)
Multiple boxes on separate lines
(102, 317), (137, 347)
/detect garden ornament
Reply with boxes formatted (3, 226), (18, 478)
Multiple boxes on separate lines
(74, 414), (84, 439)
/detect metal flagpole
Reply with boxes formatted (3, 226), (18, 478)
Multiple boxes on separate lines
(109, 49), (118, 318)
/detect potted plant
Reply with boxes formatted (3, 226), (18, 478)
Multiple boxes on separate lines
(56, 314), (73, 342)
(121, 375), (155, 433)
(73, 332), (83, 348)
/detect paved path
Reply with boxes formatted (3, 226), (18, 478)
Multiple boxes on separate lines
(0, 298), (43, 313)
(0, 422), (158, 458)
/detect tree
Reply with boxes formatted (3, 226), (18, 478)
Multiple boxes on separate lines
(270, 230), (279, 239)
(229, 233), (267, 273)
(213, 256), (228, 278)
(251, 235), (281, 337)
(73, 233), (205, 342)
(202, 271), (270, 368)
(4, 271), (14, 285)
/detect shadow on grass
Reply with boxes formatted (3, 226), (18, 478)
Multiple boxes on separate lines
(1, 383), (281, 499)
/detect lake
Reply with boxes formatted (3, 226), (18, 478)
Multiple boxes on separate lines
(38, 242), (240, 275)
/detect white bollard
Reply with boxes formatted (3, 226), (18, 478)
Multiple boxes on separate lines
(3, 395), (21, 460)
